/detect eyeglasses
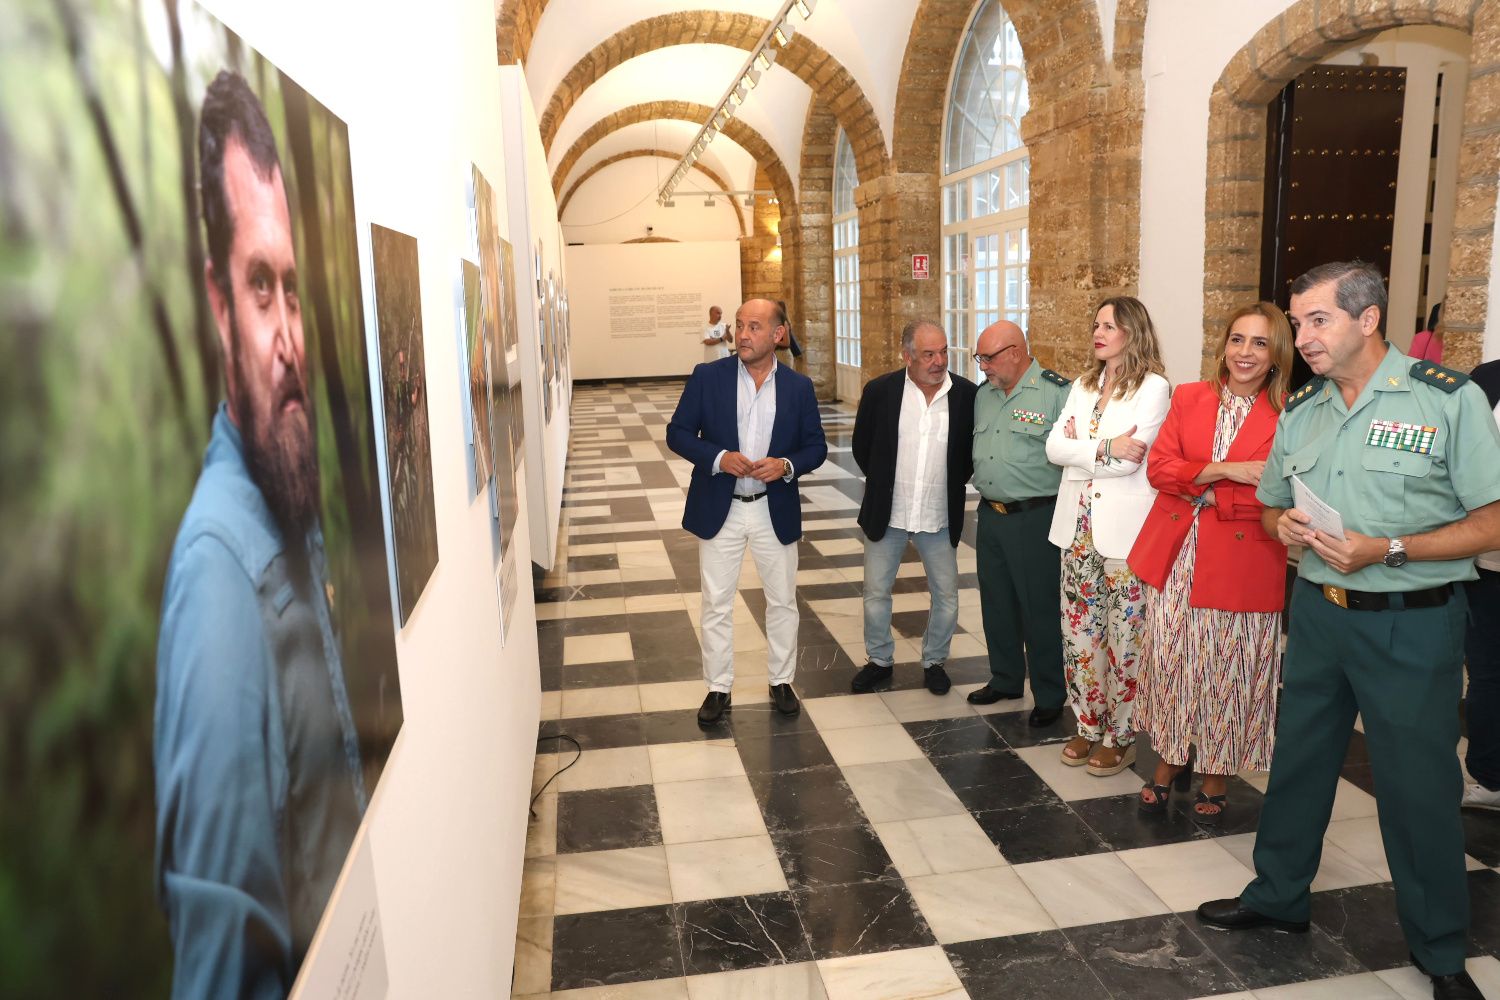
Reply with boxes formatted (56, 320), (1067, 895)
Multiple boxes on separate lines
(972, 345), (1017, 365)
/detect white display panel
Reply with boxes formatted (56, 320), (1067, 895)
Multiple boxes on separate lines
(566, 241), (743, 381)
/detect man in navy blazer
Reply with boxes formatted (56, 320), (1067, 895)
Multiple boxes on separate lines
(667, 298), (827, 724)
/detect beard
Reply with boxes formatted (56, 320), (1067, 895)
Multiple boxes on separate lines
(229, 313), (321, 541)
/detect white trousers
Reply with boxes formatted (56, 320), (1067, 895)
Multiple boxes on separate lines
(698, 498), (799, 691)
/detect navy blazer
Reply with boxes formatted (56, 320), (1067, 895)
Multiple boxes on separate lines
(666, 356), (828, 545)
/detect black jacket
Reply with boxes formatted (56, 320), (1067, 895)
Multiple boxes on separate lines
(852, 368), (977, 547)
(1471, 358), (1500, 410)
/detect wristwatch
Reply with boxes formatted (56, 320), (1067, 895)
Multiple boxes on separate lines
(780, 458), (793, 480)
(1383, 537), (1408, 568)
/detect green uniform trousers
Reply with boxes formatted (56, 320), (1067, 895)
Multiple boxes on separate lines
(975, 500), (1066, 709)
(1241, 578), (1470, 974)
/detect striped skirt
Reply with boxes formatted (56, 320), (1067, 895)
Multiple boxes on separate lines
(1136, 518), (1281, 773)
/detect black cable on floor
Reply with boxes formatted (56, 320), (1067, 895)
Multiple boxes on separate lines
(530, 734), (582, 819)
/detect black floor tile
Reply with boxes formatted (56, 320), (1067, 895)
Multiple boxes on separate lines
(983, 706), (1079, 748)
(904, 716), (1010, 757)
(749, 765), (867, 835)
(793, 879), (934, 959)
(625, 609), (700, 662)
(556, 785), (660, 854)
(674, 892), (811, 976)
(634, 656), (703, 684)
(619, 578), (688, 598)
(641, 708), (733, 745)
(1064, 914), (1244, 1000)
(539, 664), (562, 692)
(792, 668), (864, 699)
(734, 730), (836, 774)
(973, 799), (1109, 864)
(560, 612), (632, 636)
(889, 610), (932, 639)
(1072, 793), (1210, 852)
(1462, 811), (1500, 868)
(947, 931), (1105, 998)
(539, 713), (646, 751)
(1169, 777), (1266, 838)
(1308, 881), (1410, 971)
(1184, 911), (1368, 989)
(1469, 868), (1500, 958)
(724, 702), (819, 739)
(567, 553), (619, 572)
(770, 823), (898, 889)
(550, 903), (683, 991)
(930, 752), (1058, 813)
(535, 582), (626, 603)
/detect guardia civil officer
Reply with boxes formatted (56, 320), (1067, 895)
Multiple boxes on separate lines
(967, 319), (1071, 727)
(1198, 261), (1500, 1000)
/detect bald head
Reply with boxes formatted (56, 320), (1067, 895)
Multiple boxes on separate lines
(734, 297), (786, 370)
(974, 320), (1031, 390)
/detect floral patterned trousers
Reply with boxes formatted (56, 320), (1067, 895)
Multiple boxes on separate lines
(1060, 494), (1146, 748)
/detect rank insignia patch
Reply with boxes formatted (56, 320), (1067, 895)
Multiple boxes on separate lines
(1366, 418), (1437, 454)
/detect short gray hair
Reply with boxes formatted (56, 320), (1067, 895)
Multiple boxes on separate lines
(1291, 260), (1387, 335)
(900, 319), (944, 355)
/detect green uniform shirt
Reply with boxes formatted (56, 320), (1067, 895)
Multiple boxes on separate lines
(1257, 345), (1500, 591)
(972, 358), (1070, 502)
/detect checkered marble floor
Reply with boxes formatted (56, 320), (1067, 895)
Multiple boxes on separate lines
(513, 379), (1500, 1000)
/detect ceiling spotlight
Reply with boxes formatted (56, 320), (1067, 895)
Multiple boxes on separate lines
(704, 197), (716, 207)
(663, 199), (676, 208)
(756, 48), (777, 72)
(742, 68), (761, 89)
(742, 194), (755, 207)
(794, 0), (816, 17)
(773, 22), (796, 47)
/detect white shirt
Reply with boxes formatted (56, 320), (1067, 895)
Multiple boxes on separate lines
(1481, 396), (1500, 573)
(712, 359), (779, 495)
(889, 373), (951, 534)
(703, 322), (731, 362)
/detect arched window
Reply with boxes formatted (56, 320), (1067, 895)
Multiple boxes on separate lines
(832, 129), (861, 391)
(941, 0), (1030, 375)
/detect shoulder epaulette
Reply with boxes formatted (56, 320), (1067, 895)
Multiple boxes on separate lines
(1041, 368), (1071, 387)
(1285, 376), (1326, 412)
(1411, 361), (1469, 392)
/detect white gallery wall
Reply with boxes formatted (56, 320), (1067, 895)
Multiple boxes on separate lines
(566, 241), (743, 380)
(562, 157), (747, 245)
(201, 0), (545, 995)
(1137, 0), (1500, 384)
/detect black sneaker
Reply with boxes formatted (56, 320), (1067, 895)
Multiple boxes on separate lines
(850, 662), (894, 693)
(924, 663), (951, 695)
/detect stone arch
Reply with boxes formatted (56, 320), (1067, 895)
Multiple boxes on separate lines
(558, 150), (747, 237)
(1202, 0), (1495, 374)
(495, 0), (550, 65)
(536, 11), (889, 187)
(887, 0), (1140, 376)
(550, 100), (796, 214)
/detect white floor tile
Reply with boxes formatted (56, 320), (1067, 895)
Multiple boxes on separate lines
(802, 694), (900, 730)
(906, 865), (1056, 942)
(556, 745), (652, 792)
(1013, 852), (1171, 928)
(1254, 971), (1401, 1000)
(560, 684), (643, 719)
(685, 962), (828, 1000)
(1012, 743), (1154, 801)
(1116, 839), (1255, 912)
(655, 775), (767, 843)
(553, 845), (672, 914)
(648, 740), (745, 783)
(820, 723), (926, 767)
(841, 758), (968, 823)
(816, 946), (966, 1000)
(664, 834), (788, 902)
(563, 631), (634, 665)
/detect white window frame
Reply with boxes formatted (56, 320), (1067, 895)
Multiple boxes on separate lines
(940, 0), (1031, 378)
(832, 129), (862, 397)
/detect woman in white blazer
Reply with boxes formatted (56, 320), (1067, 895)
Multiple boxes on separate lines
(1045, 296), (1171, 776)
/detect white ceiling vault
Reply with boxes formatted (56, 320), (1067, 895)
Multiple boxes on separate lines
(512, 0), (1112, 238)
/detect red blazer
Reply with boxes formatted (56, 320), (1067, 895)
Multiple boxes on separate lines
(1127, 381), (1286, 613)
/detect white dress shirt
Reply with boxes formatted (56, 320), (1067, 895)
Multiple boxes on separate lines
(713, 359), (780, 495)
(889, 373), (951, 534)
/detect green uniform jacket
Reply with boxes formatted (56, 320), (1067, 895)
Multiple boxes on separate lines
(972, 359), (1070, 502)
(1256, 346), (1500, 591)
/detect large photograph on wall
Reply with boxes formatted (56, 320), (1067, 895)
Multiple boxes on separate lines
(469, 167), (521, 634)
(372, 224), (438, 624)
(0, 2), (402, 996)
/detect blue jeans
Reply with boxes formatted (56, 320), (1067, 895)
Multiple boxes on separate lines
(1467, 567), (1500, 790)
(862, 528), (959, 667)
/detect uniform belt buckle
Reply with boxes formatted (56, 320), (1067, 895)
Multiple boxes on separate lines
(988, 500), (1009, 515)
(1323, 584), (1349, 609)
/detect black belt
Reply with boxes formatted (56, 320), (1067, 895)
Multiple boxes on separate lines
(1304, 578), (1453, 611)
(981, 495), (1056, 515)
(732, 492), (767, 503)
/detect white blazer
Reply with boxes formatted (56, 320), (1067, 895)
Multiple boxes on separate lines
(1045, 371), (1171, 558)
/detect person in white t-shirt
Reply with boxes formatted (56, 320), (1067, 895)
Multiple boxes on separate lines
(701, 305), (730, 364)
(1463, 357), (1500, 812)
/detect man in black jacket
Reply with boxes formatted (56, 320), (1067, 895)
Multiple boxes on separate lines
(850, 320), (977, 695)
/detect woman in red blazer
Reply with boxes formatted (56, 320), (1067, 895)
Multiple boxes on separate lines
(1127, 302), (1293, 825)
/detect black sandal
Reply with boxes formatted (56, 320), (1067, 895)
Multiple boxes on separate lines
(1192, 790), (1228, 827)
(1138, 764), (1193, 814)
